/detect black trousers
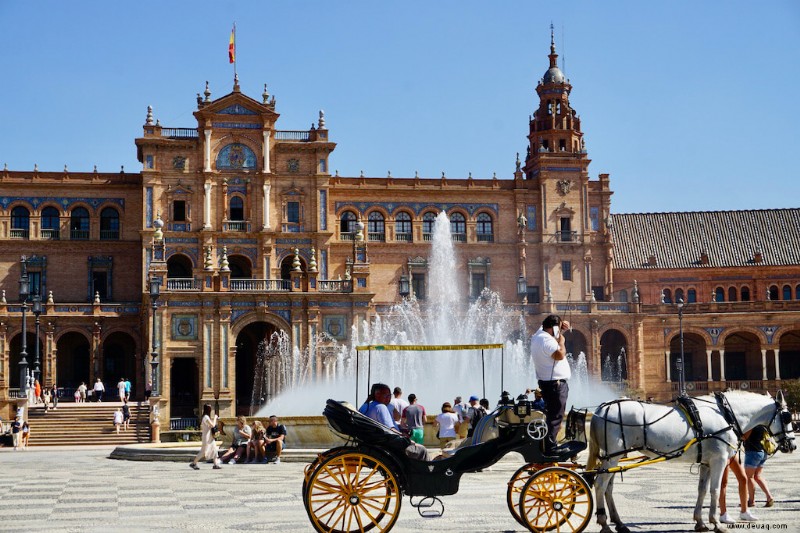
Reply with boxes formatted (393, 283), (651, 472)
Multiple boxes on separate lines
(538, 379), (569, 449)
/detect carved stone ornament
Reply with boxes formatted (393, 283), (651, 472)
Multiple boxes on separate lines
(172, 156), (186, 170)
(556, 179), (572, 196)
(287, 159), (300, 173)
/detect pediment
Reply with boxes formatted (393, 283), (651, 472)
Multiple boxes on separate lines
(553, 201), (575, 216)
(167, 184), (194, 195)
(194, 91), (280, 123)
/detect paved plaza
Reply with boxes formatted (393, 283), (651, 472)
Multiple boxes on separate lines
(0, 446), (798, 532)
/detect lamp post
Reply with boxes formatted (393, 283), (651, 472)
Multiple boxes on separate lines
(18, 256), (30, 395)
(398, 274), (410, 298)
(149, 276), (161, 397)
(676, 297), (687, 397)
(32, 294), (42, 384)
(517, 275), (527, 299)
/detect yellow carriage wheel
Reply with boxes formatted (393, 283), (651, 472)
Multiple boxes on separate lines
(305, 451), (402, 533)
(507, 464), (540, 527)
(518, 466), (593, 533)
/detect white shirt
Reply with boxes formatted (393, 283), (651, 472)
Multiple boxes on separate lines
(118, 382), (126, 395)
(94, 381), (105, 392)
(390, 398), (409, 419)
(435, 412), (459, 438)
(531, 327), (571, 381)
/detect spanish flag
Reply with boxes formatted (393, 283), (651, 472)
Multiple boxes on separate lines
(228, 25), (236, 64)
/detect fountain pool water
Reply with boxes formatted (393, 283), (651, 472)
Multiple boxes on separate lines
(254, 212), (617, 417)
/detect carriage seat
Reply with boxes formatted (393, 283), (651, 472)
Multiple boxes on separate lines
(497, 406), (546, 426)
(324, 399), (412, 453)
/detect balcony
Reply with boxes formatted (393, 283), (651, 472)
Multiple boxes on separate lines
(477, 233), (494, 243)
(395, 233), (412, 242)
(451, 233), (466, 243)
(10, 228), (29, 239)
(40, 229), (60, 240)
(162, 128), (199, 139)
(340, 232), (355, 241)
(423, 233), (433, 242)
(71, 229), (89, 240)
(227, 221), (248, 232)
(318, 280), (353, 293)
(230, 279), (291, 292)
(368, 232), (385, 242)
(274, 130), (311, 141)
(166, 278), (201, 291)
(554, 230), (578, 243)
(100, 229), (120, 240)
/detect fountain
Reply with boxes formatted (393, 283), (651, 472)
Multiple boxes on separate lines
(253, 212), (616, 418)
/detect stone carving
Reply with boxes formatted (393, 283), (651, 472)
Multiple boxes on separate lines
(557, 179), (572, 195)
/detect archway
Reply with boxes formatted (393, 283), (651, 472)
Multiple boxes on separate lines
(8, 332), (41, 388)
(565, 329), (589, 366)
(669, 332), (708, 382)
(235, 321), (283, 415)
(167, 254), (193, 278)
(280, 254), (306, 280)
(228, 254), (252, 278)
(170, 358), (199, 418)
(723, 331), (761, 381)
(778, 330), (800, 380)
(56, 331), (91, 391)
(102, 331), (138, 399)
(599, 329), (628, 382)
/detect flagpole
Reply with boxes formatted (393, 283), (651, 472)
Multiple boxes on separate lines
(233, 22), (237, 79)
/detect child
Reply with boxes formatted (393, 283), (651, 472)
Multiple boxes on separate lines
(21, 421), (30, 450)
(113, 408), (123, 434)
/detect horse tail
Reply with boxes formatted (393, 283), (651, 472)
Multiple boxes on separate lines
(586, 413), (601, 471)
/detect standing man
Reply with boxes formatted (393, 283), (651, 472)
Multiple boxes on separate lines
(390, 386), (409, 423)
(124, 377), (132, 402)
(530, 314), (571, 454)
(264, 415), (287, 464)
(453, 396), (468, 438)
(401, 394), (427, 444)
(93, 378), (105, 402)
(117, 378), (126, 402)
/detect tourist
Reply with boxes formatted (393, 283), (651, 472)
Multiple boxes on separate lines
(743, 425), (774, 508)
(117, 378), (126, 402)
(479, 398), (490, 411)
(390, 386), (409, 423)
(466, 395), (486, 438)
(434, 402), (459, 450)
(78, 381), (87, 403)
(719, 455), (758, 523)
(122, 399), (131, 432)
(43, 388), (51, 412)
(113, 408), (123, 434)
(21, 421), (30, 449)
(190, 404), (222, 470)
(530, 314), (571, 453)
(144, 379), (152, 400)
(221, 416), (252, 464)
(401, 394), (426, 444)
(453, 396), (468, 438)
(124, 377), (132, 401)
(34, 379), (42, 404)
(73, 388), (81, 402)
(246, 420), (266, 463)
(93, 378), (105, 402)
(359, 383), (399, 430)
(11, 417), (21, 450)
(264, 415), (287, 464)
(50, 383), (58, 410)
(531, 388), (546, 411)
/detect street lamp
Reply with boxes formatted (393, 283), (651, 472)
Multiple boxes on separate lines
(32, 294), (42, 384)
(517, 275), (528, 298)
(18, 256), (30, 395)
(398, 274), (410, 297)
(676, 297), (687, 397)
(149, 276), (162, 397)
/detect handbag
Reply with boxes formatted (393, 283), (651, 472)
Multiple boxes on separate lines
(760, 432), (777, 455)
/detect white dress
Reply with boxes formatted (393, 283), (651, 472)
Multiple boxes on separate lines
(194, 414), (220, 464)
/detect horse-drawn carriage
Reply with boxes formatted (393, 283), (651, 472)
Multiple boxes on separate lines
(302, 343), (796, 533)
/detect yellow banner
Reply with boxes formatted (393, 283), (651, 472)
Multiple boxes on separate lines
(356, 344), (503, 352)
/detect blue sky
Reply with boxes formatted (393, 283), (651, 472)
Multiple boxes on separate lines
(1, 1), (798, 214)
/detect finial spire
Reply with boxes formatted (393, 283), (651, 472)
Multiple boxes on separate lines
(262, 84), (269, 103)
(233, 72), (240, 92)
(146, 105), (154, 125)
(550, 22), (555, 54)
(204, 81), (211, 102)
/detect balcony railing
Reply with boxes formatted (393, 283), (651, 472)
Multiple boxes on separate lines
(227, 221), (247, 232)
(40, 228), (60, 240)
(162, 128), (199, 139)
(423, 233), (433, 242)
(166, 278), (201, 291)
(477, 233), (494, 243)
(555, 230), (578, 243)
(275, 130), (311, 141)
(451, 233), (466, 243)
(368, 232), (386, 242)
(318, 280), (353, 293)
(340, 232), (355, 241)
(71, 229), (89, 240)
(10, 228), (29, 239)
(100, 229), (120, 240)
(170, 417), (200, 430)
(395, 233), (412, 242)
(230, 279), (291, 292)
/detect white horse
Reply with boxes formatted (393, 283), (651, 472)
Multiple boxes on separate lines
(586, 390), (796, 533)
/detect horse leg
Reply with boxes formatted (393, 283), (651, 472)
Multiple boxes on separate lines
(594, 470), (615, 533)
(707, 457), (729, 532)
(605, 476), (631, 533)
(694, 463), (710, 532)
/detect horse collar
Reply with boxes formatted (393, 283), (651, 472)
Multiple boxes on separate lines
(714, 392), (743, 440)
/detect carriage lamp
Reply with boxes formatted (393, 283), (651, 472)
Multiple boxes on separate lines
(514, 399), (531, 419)
(398, 275), (410, 297)
(676, 298), (687, 397)
(517, 276), (527, 297)
(18, 256), (30, 395)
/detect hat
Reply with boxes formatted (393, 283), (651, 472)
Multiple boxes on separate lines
(469, 395), (479, 402)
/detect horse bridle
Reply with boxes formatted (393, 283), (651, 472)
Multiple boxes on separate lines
(769, 393), (796, 453)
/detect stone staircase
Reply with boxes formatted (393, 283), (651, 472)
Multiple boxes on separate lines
(26, 402), (150, 446)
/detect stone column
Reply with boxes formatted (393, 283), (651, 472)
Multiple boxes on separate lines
(761, 349), (768, 381)
(262, 183), (271, 230)
(263, 130), (271, 172)
(665, 350), (671, 382)
(719, 349), (726, 382)
(204, 129), (212, 172)
(203, 182), (212, 229)
(706, 349), (713, 382)
(774, 349), (781, 380)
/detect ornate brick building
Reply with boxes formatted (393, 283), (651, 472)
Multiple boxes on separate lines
(1, 38), (798, 421)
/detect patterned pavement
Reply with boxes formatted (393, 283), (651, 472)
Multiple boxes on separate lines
(1, 446), (798, 532)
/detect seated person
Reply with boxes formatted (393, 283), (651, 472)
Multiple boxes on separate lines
(264, 415), (287, 464)
(530, 388), (546, 411)
(246, 420), (266, 463)
(220, 416), (251, 464)
(359, 383), (400, 431)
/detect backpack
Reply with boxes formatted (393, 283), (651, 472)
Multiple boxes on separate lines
(471, 406), (487, 427)
(761, 432), (778, 455)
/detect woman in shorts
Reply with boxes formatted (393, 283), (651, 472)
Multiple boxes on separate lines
(743, 425), (774, 508)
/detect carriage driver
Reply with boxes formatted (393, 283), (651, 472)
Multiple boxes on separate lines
(530, 314), (571, 454)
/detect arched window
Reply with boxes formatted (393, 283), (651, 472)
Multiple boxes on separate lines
(100, 207), (120, 240)
(40, 206), (60, 239)
(728, 287), (737, 302)
(769, 285), (779, 301)
(783, 285), (792, 301)
(796, 284), (800, 300)
(618, 289), (628, 302)
(476, 213), (493, 242)
(339, 211), (357, 240)
(715, 287), (725, 302)
(11, 206), (30, 239)
(422, 212), (437, 241)
(662, 288), (672, 304)
(367, 212), (385, 242)
(395, 212), (412, 242)
(450, 212), (466, 242)
(741, 286), (751, 301)
(229, 197), (244, 221)
(70, 207), (90, 240)
(687, 288), (697, 303)
(675, 288), (684, 303)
